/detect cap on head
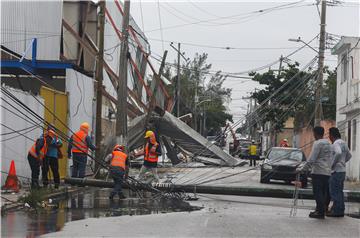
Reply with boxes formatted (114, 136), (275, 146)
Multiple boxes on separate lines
(80, 122), (90, 132)
(144, 130), (154, 138)
(113, 144), (125, 151)
(251, 140), (255, 143)
(283, 139), (288, 142)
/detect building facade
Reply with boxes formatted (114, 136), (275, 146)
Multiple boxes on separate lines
(332, 36), (360, 181)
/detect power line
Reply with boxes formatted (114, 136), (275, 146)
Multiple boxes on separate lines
(145, 1), (311, 33)
(157, 0), (165, 54)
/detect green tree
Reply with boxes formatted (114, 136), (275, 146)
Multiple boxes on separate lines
(164, 53), (232, 134)
(249, 63), (337, 132)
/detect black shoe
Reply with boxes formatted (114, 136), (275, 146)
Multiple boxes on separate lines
(326, 212), (344, 217)
(118, 193), (126, 199)
(309, 211), (325, 219)
(109, 195), (114, 200)
(54, 184), (59, 189)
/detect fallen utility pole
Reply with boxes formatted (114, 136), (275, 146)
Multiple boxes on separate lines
(64, 177), (360, 202)
(314, 0), (326, 126)
(116, 0), (130, 145)
(95, 0), (105, 174)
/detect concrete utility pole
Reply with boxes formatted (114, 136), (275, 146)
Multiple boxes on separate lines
(315, 0), (326, 126)
(95, 0), (105, 170)
(176, 43), (181, 117)
(116, 0), (130, 145)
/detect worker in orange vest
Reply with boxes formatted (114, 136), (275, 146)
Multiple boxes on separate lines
(67, 122), (96, 178)
(138, 130), (161, 183)
(27, 132), (48, 189)
(41, 129), (62, 189)
(105, 144), (129, 199)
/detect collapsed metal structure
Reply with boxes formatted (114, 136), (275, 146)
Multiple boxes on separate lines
(127, 110), (241, 167)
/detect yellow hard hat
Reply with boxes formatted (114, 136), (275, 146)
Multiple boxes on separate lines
(144, 130), (154, 138)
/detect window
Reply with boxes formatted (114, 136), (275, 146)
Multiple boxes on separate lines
(348, 120), (352, 150)
(353, 119), (357, 151)
(341, 53), (349, 83)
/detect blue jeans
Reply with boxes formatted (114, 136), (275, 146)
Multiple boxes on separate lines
(72, 153), (87, 178)
(329, 172), (346, 215)
(110, 167), (124, 196)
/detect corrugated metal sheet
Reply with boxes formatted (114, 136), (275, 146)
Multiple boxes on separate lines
(1, 87), (44, 185)
(0, 0), (62, 60)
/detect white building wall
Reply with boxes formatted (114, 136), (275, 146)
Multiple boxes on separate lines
(333, 37), (360, 181)
(1, 87), (44, 185)
(0, 0), (62, 60)
(65, 69), (94, 135)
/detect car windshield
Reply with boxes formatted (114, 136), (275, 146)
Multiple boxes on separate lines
(268, 149), (303, 162)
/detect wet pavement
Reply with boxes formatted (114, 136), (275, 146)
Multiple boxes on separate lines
(1, 188), (201, 238)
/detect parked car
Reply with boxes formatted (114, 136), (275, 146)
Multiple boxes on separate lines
(260, 147), (309, 188)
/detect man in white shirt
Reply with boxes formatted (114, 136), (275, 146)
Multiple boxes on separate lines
(327, 127), (352, 217)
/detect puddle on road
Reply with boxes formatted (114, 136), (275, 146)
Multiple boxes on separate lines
(1, 188), (202, 237)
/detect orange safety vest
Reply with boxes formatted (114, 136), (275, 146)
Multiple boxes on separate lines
(110, 151), (128, 169)
(28, 137), (47, 160)
(71, 130), (88, 154)
(144, 142), (158, 163)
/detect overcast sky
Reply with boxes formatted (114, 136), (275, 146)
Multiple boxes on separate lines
(128, 0), (359, 124)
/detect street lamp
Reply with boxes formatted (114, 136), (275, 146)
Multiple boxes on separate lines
(288, 37), (319, 53)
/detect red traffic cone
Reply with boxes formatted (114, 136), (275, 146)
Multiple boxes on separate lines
(2, 160), (20, 192)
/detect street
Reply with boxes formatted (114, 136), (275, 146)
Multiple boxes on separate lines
(43, 194), (360, 238)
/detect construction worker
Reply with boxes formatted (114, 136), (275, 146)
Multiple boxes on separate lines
(27, 133), (48, 189)
(42, 129), (62, 189)
(280, 138), (290, 147)
(249, 140), (258, 167)
(138, 130), (161, 183)
(105, 144), (129, 199)
(68, 122), (96, 178)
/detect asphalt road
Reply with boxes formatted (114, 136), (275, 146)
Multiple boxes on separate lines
(43, 194), (360, 238)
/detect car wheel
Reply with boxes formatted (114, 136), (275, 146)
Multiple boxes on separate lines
(260, 170), (270, 183)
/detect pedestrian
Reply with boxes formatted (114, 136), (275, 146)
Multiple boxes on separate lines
(27, 133), (48, 189)
(68, 122), (96, 178)
(42, 129), (62, 189)
(297, 126), (332, 219)
(327, 127), (352, 217)
(249, 140), (258, 166)
(280, 138), (290, 147)
(138, 130), (161, 183)
(105, 144), (128, 199)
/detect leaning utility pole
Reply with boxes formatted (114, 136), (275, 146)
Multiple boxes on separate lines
(314, 0), (326, 126)
(116, 0), (130, 145)
(176, 43), (181, 117)
(95, 0), (105, 170)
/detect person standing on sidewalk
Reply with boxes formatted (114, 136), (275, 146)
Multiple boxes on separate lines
(42, 129), (62, 189)
(105, 144), (129, 199)
(297, 126), (332, 219)
(327, 127), (352, 217)
(68, 122), (96, 178)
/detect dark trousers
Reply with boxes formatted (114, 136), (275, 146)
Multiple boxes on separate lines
(329, 172), (346, 215)
(42, 156), (60, 187)
(27, 154), (40, 188)
(110, 167), (124, 197)
(72, 153), (87, 178)
(312, 174), (330, 215)
(250, 155), (257, 166)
